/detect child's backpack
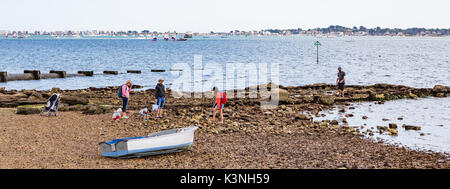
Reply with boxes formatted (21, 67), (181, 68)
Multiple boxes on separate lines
(118, 85), (123, 98)
(221, 92), (227, 104)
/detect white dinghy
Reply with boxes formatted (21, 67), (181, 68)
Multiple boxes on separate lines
(99, 126), (198, 158)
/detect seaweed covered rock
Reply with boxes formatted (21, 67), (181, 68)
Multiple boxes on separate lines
(82, 105), (114, 115)
(16, 105), (43, 115)
(61, 95), (89, 105)
(0, 93), (29, 107)
(432, 85), (449, 93)
(68, 104), (90, 111)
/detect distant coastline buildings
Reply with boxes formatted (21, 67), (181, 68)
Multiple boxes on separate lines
(0, 25), (449, 37)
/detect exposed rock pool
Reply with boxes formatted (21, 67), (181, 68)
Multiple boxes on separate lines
(312, 97), (450, 154)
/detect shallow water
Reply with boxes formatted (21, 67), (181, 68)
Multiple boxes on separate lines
(0, 36), (449, 91)
(312, 97), (450, 154)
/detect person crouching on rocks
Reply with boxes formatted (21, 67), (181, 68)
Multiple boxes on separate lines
(139, 108), (149, 122)
(336, 67), (345, 97)
(155, 78), (166, 119)
(211, 87), (227, 124)
(120, 80), (132, 119)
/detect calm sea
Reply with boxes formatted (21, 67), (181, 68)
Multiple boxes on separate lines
(0, 36), (449, 91)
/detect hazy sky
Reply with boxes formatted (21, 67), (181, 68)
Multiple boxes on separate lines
(1, 0), (449, 32)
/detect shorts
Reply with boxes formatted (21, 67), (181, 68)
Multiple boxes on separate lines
(215, 103), (224, 110)
(157, 97), (165, 109)
(338, 83), (345, 90)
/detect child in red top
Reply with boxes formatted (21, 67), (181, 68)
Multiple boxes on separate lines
(212, 87), (226, 124)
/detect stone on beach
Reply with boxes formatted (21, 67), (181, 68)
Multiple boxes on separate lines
(270, 88), (289, 102)
(387, 128), (398, 135)
(388, 123), (398, 129)
(330, 120), (339, 125)
(402, 124), (421, 131)
(295, 113), (311, 120)
(376, 126), (388, 132)
(318, 95), (335, 105)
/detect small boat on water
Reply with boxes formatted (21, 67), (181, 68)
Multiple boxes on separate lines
(177, 38), (187, 41)
(99, 126), (198, 158)
(184, 33), (192, 38)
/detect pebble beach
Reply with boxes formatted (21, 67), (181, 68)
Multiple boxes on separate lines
(0, 83), (448, 169)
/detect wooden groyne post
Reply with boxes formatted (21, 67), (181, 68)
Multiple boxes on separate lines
(104, 71), (118, 75)
(41, 71), (67, 79)
(1, 69), (141, 83)
(0, 72), (6, 82)
(78, 71), (94, 76)
(127, 70), (141, 74)
(50, 70), (67, 78)
(23, 70), (41, 80)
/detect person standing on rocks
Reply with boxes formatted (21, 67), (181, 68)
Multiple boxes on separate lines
(155, 78), (165, 118)
(336, 67), (346, 97)
(120, 80), (132, 119)
(211, 87), (226, 124)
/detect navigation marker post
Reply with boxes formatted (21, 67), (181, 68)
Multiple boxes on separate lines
(314, 41), (321, 64)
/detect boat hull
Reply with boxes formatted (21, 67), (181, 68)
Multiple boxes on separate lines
(99, 126), (198, 158)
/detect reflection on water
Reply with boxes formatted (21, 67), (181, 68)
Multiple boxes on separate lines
(313, 97), (450, 154)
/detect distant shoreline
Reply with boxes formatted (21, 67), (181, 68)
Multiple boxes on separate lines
(1, 35), (449, 39)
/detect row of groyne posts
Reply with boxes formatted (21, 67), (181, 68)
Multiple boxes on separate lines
(0, 70), (155, 83)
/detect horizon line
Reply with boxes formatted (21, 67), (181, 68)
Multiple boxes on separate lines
(1, 25), (450, 33)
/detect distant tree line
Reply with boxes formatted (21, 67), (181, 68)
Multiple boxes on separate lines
(264, 25), (450, 36)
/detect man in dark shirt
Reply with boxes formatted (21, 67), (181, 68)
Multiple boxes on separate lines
(155, 78), (165, 118)
(336, 67), (345, 97)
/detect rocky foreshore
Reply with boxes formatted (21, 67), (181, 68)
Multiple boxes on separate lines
(0, 83), (449, 168)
